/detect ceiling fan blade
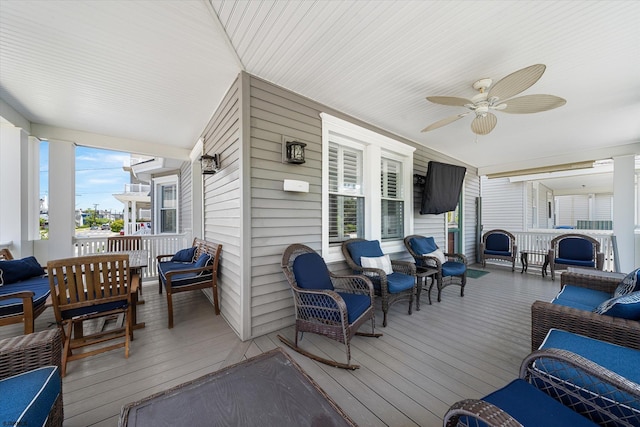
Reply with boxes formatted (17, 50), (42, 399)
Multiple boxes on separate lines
(471, 113), (497, 135)
(488, 64), (546, 101)
(500, 94), (567, 114)
(426, 96), (472, 107)
(421, 113), (469, 132)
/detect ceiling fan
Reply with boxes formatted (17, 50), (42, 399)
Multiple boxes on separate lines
(422, 64), (566, 135)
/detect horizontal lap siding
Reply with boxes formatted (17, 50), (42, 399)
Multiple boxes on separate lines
(247, 74), (479, 338)
(249, 76), (323, 338)
(179, 161), (192, 235)
(202, 77), (242, 336)
(480, 177), (525, 232)
(464, 174), (480, 263)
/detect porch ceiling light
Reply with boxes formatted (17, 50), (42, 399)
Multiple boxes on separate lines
(200, 153), (220, 175)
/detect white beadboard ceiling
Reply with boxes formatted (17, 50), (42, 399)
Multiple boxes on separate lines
(1, 0), (639, 184)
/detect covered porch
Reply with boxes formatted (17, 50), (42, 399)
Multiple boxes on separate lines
(0, 266), (559, 426)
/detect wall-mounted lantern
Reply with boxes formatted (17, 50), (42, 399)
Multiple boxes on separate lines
(285, 140), (306, 164)
(200, 153), (220, 175)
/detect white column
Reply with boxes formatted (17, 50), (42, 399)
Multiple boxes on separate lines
(612, 155), (635, 272)
(0, 125), (30, 256)
(47, 139), (75, 260)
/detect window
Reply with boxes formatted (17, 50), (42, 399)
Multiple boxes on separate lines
(321, 113), (414, 262)
(154, 175), (178, 234)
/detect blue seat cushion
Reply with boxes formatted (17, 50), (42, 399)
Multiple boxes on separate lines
(171, 247), (197, 263)
(347, 240), (384, 267)
(614, 268), (640, 297)
(484, 249), (511, 256)
(0, 366), (61, 427)
(0, 276), (51, 317)
(292, 252), (333, 290)
(386, 272), (414, 293)
(536, 329), (640, 420)
(558, 238), (595, 261)
(485, 233), (510, 252)
(61, 299), (129, 319)
(299, 292), (370, 324)
(555, 258), (595, 268)
(471, 379), (598, 427)
(551, 298), (600, 312)
(593, 291), (640, 320)
(442, 261), (466, 277)
(552, 285), (611, 308)
(0, 256), (46, 285)
(158, 261), (213, 288)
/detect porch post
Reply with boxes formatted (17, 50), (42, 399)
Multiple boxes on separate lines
(46, 139), (75, 261)
(612, 154), (635, 272)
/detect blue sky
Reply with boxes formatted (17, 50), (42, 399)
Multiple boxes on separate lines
(40, 143), (130, 212)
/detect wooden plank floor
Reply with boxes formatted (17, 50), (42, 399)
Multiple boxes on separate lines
(0, 264), (560, 426)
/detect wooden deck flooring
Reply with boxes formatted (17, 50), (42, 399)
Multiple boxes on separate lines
(0, 264), (560, 426)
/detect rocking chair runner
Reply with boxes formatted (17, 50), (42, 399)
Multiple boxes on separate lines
(278, 244), (381, 369)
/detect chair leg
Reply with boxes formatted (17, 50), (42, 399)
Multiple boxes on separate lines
(211, 284), (220, 315)
(460, 274), (466, 297)
(61, 322), (74, 377)
(158, 277), (163, 294)
(125, 306), (131, 358)
(166, 292), (174, 329)
(437, 275), (443, 302)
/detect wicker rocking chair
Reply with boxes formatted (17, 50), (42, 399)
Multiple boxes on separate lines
(278, 244), (381, 369)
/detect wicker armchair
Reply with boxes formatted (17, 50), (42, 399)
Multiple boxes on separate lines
(444, 348), (640, 427)
(548, 233), (604, 280)
(278, 244), (380, 369)
(531, 271), (640, 351)
(0, 329), (64, 426)
(479, 229), (517, 271)
(342, 239), (416, 327)
(403, 235), (467, 304)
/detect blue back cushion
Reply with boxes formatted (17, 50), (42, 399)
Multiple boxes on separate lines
(171, 247), (196, 263)
(292, 253), (333, 290)
(0, 256), (45, 285)
(409, 237), (438, 255)
(347, 240), (384, 267)
(558, 238), (594, 261)
(594, 291), (640, 320)
(486, 233), (509, 252)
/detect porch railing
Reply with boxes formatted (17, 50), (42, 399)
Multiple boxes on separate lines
(511, 229), (616, 272)
(73, 233), (191, 279)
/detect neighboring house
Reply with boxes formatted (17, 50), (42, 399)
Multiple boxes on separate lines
(481, 176), (615, 232)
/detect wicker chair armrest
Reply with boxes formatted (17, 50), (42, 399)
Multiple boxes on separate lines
(596, 252), (605, 270)
(292, 288), (348, 323)
(0, 329), (62, 380)
(521, 347), (640, 398)
(330, 273), (375, 296)
(560, 272), (620, 293)
(416, 255), (442, 269)
(390, 260), (416, 275)
(512, 244), (518, 254)
(531, 300), (640, 351)
(444, 252), (467, 264)
(443, 398), (523, 427)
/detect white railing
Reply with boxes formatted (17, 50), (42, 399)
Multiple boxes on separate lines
(512, 229), (616, 272)
(123, 183), (150, 194)
(73, 233), (191, 279)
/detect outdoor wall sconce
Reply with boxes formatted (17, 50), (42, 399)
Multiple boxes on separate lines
(200, 153), (220, 175)
(285, 140), (306, 164)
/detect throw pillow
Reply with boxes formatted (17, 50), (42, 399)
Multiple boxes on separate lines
(193, 253), (213, 277)
(614, 268), (640, 297)
(361, 255), (393, 275)
(593, 291), (640, 320)
(424, 249), (446, 265)
(171, 247), (197, 263)
(0, 256), (46, 286)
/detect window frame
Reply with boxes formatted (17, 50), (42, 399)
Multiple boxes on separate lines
(153, 175), (179, 234)
(321, 113), (415, 263)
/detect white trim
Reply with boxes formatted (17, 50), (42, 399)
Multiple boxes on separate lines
(320, 112), (414, 263)
(153, 175), (179, 234)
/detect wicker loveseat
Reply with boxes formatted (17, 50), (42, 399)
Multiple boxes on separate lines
(0, 329), (64, 427)
(531, 270), (640, 351)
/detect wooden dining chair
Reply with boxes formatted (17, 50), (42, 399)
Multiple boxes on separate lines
(47, 254), (133, 377)
(107, 235), (141, 252)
